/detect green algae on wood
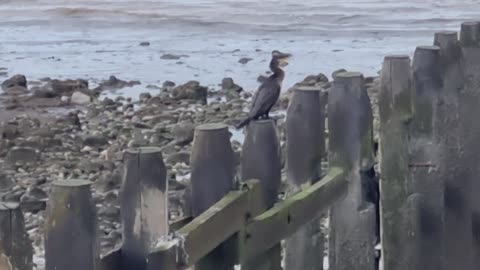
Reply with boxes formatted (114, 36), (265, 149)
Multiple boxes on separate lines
(239, 167), (346, 263)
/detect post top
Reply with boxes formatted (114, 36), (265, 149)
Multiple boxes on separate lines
(293, 85), (323, 92)
(335, 71), (363, 79)
(52, 179), (92, 187)
(0, 202), (20, 210)
(416, 45), (440, 51)
(384, 55), (410, 60)
(195, 123), (228, 131)
(126, 146), (162, 155)
(434, 31), (457, 36)
(461, 21), (480, 27)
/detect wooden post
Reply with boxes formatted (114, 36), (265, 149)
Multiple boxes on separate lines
(378, 55), (415, 270)
(328, 72), (376, 270)
(120, 147), (169, 270)
(458, 21), (480, 268)
(434, 30), (474, 270)
(284, 85), (325, 270)
(410, 45), (445, 270)
(45, 180), (98, 270)
(240, 119), (282, 270)
(190, 123), (235, 270)
(0, 202), (33, 270)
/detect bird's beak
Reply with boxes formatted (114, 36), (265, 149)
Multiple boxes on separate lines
(278, 53), (291, 67)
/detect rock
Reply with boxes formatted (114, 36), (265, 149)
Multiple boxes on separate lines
(301, 73), (329, 85)
(102, 97), (116, 106)
(163, 81), (176, 88)
(1, 123), (19, 139)
(31, 86), (57, 98)
(139, 92), (152, 102)
(221, 77), (243, 93)
(96, 75), (140, 91)
(20, 187), (48, 212)
(99, 205), (120, 220)
(71, 91), (91, 105)
(257, 75), (268, 83)
(161, 54), (188, 60)
(332, 69), (347, 80)
(238, 57), (253, 64)
(139, 41), (150, 46)
(1, 74), (27, 91)
(0, 174), (15, 191)
(225, 90), (241, 102)
(60, 96), (70, 103)
(172, 81), (208, 103)
(7, 146), (38, 164)
(51, 79), (88, 95)
(83, 134), (109, 147)
(3, 85), (28, 95)
(172, 123), (194, 145)
(166, 151), (190, 165)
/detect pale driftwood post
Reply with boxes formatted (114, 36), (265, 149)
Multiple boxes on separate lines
(45, 180), (98, 270)
(434, 31), (474, 270)
(240, 119), (282, 270)
(284, 85), (325, 270)
(328, 72), (376, 270)
(121, 147), (169, 270)
(459, 21), (480, 267)
(0, 202), (33, 270)
(190, 123), (235, 270)
(410, 45), (445, 269)
(379, 55), (415, 270)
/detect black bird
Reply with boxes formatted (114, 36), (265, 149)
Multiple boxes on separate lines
(236, 50), (291, 129)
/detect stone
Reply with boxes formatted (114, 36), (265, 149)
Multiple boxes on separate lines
(163, 81), (176, 88)
(83, 134), (109, 147)
(0, 174), (15, 191)
(51, 79), (88, 95)
(139, 92), (152, 102)
(71, 91), (92, 105)
(32, 86), (57, 98)
(172, 81), (208, 103)
(166, 151), (190, 165)
(7, 146), (38, 164)
(172, 123), (194, 145)
(96, 75), (140, 91)
(222, 77), (243, 93)
(161, 54), (187, 60)
(139, 41), (150, 46)
(1, 123), (19, 139)
(238, 57), (253, 64)
(332, 69), (347, 79)
(1, 74), (27, 90)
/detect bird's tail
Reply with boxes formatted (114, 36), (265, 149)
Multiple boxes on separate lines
(235, 117), (251, 129)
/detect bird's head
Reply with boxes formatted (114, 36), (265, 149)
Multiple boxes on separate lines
(271, 50), (292, 67)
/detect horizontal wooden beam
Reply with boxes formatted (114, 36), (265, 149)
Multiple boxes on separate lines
(170, 216), (193, 231)
(147, 179), (263, 269)
(239, 167), (347, 262)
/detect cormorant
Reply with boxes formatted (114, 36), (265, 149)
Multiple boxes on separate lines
(235, 50), (291, 129)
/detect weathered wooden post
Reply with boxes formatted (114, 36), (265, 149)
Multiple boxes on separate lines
(434, 30), (474, 270)
(0, 202), (33, 270)
(379, 55), (415, 270)
(190, 123), (236, 270)
(45, 180), (98, 270)
(458, 21), (480, 267)
(410, 45), (445, 270)
(240, 119), (282, 270)
(120, 147), (169, 270)
(328, 72), (376, 270)
(284, 85), (325, 270)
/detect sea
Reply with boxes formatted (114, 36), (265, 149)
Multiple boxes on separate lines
(1, 0), (479, 97)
